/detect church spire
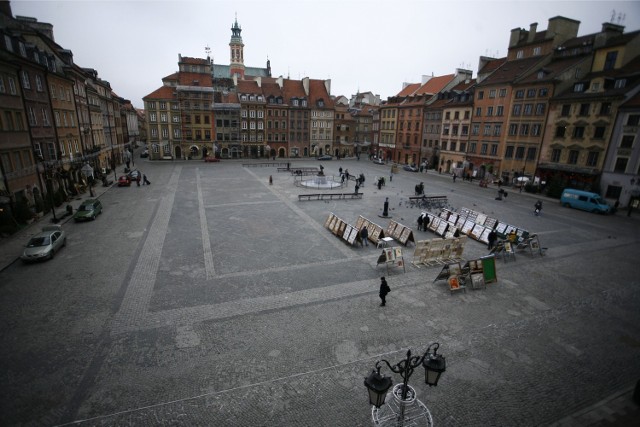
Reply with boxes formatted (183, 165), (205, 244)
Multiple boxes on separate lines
(229, 14), (245, 79)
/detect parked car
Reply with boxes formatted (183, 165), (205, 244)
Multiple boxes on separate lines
(560, 189), (611, 214)
(140, 149), (149, 158)
(317, 154), (333, 160)
(73, 199), (103, 222)
(21, 225), (66, 262)
(403, 164), (418, 172)
(204, 156), (220, 162)
(117, 175), (131, 186)
(372, 158), (384, 165)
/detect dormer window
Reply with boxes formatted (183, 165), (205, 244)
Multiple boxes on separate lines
(614, 79), (627, 89)
(241, 94), (247, 101)
(257, 95), (263, 101)
(302, 100), (307, 107)
(250, 95), (255, 101)
(573, 83), (585, 93)
(19, 42), (26, 57)
(516, 50), (524, 59)
(533, 46), (541, 56)
(318, 100), (324, 107)
(537, 71), (544, 79)
(293, 99), (299, 106)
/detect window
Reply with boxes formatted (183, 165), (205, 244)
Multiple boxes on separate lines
(489, 89), (496, 98)
(496, 106), (504, 116)
(512, 105), (521, 116)
(161, 127), (168, 138)
(160, 113), (167, 122)
(620, 135), (635, 148)
(533, 46), (541, 56)
(54, 111), (61, 126)
(493, 124), (501, 136)
(483, 124), (491, 136)
(573, 126), (585, 138)
(531, 124), (541, 136)
(149, 112), (157, 122)
(555, 126), (566, 138)
(35, 75), (43, 92)
(0, 76), (6, 94)
(626, 115), (639, 126)
(527, 147), (536, 160)
(150, 127), (158, 138)
(27, 107), (37, 125)
(21, 71), (30, 89)
(480, 143), (488, 154)
(515, 147), (525, 159)
(574, 83), (585, 92)
(173, 128), (180, 138)
(535, 103), (545, 115)
(41, 108), (50, 126)
(515, 90), (524, 99)
(539, 88), (548, 97)
(499, 88), (507, 98)
(604, 51), (618, 70)
(579, 103), (590, 116)
(249, 110), (255, 118)
(568, 150), (579, 164)
(526, 89), (536, 98)
(475, 107), (481, 116)
(523, 104), (533, 115)
(477, 91), (484, 100)
(520, 124), (530, 136)
(615, 79), (627, 89)
(599, 102), (611, 115)
(561, 104), (571, 116)
(594, 126), (606, 139)
(445, 111), (450, 120)
(613, 157), (628, 172)
(516, 50), (523, 59)
(159, 102), (166, 110)
(551, 148), (561, 162)
(8, 77), (16, 95)
(605, 185), (622, 199)
(469, 142), (477, 153)
(486, 106), (493, 116)
(172, 115), (179, 123)
(509, 124), (518, 135)
(505, 146), (514, 158)
(586, 151), (599, 167)
(471, 124), (479, 135)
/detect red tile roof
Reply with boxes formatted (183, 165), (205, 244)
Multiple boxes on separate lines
(143, 86), (175, 100)
(396, 83), (421, 97)
(308, 79), (334, 107)
(414, 74), (455, 95)
(177, 72), (212, 86)
(283, 79), (307, 100)
(180, 56), (209, 65)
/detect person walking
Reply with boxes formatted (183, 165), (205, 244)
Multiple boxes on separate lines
(417, 214), (424, 231)
(487, 229), (497, 250)
(360, 226), (369, 247)
(379, 277), (390, 306)
(452, 173), (457, 183)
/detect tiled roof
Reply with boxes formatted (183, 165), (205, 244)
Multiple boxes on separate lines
(180, 56), (209, 65)
(177, 72), (212, 87)
(414, 74), (455, 95)
(517, 56), (586, 84)
(396, 83), (421, 97)
(143, 86), (175, 100)
(479, 56), (544, 86)
(236, 79), (263, 94)
(162, 72), (179, 81)
(308, 79), (334, 107)
(283, 79), (307, 100)
(479, 57), (507, 75)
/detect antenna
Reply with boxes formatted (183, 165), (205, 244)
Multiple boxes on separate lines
(205, 45), (211, 58)
(611, 9), (616, 22)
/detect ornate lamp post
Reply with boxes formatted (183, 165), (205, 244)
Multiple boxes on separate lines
(364, 344), (446, 427)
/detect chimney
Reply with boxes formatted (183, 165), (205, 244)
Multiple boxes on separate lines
(528, 23), (538, 42)
(0, 0), (12, 17)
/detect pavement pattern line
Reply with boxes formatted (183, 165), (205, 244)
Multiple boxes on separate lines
(196, 168), (215, 280)
(54, 346), (414, 427)
(115, 271), (430, 334)
(243, 167), (355, 258)
(110, 166), (182, 333)
(204, 199), (283, 208)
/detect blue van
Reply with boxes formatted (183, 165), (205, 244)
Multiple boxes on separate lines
(560, 189), (610, 214)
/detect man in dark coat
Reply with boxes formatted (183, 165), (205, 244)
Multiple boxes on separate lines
(379, 277), (390, 306)
(488, 229), (497, 250)
(361, 226), (369, 246)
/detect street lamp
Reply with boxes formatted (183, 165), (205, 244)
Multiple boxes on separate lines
(364, 343), (445, 426)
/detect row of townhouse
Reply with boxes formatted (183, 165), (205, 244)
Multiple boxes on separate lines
(376, 17), (640, 206)
(144, 54), (353, 161)
(144, 17), (380, 162)
(0, 5), (144, 226)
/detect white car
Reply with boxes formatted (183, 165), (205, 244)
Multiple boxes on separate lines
(372, 158), (384, 165)
(21, 225), (66, 262)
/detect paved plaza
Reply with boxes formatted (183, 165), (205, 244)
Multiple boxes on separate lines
(0, 157), (639, 426)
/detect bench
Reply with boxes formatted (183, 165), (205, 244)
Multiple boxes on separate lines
(298, 193), (363, 201)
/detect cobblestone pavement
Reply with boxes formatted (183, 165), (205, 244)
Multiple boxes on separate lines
(0, 158), (638, 426)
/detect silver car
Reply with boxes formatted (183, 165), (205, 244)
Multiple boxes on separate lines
(21, 225), (66, 262)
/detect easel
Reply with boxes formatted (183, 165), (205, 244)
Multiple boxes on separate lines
(376, 246), (406, 274)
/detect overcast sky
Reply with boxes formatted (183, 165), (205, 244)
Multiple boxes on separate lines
(10, 0), (640, 109)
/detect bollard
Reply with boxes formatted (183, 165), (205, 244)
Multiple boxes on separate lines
(269, 175), (273, 185)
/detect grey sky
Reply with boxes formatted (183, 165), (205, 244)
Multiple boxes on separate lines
(10, 0), (640, 109)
